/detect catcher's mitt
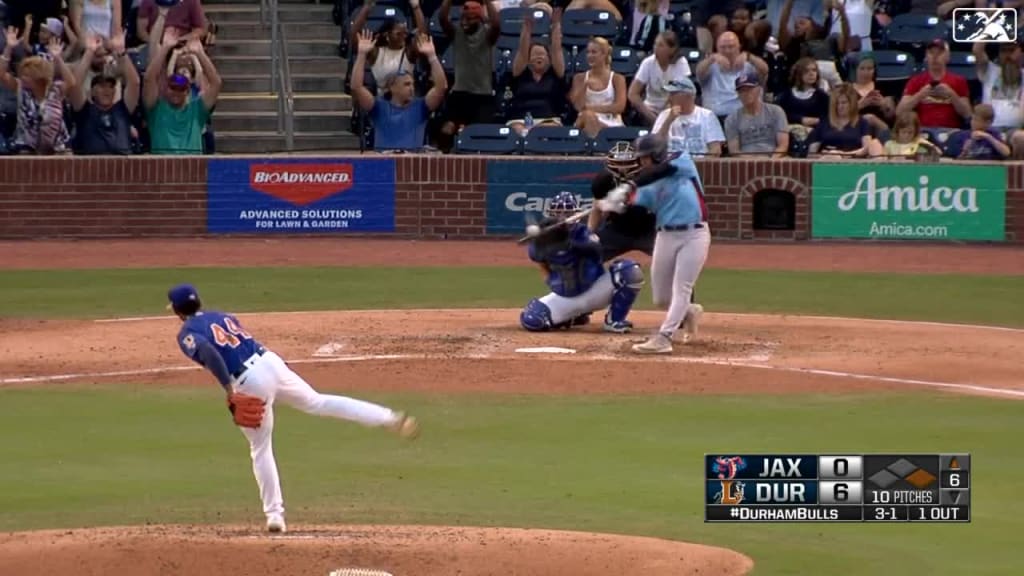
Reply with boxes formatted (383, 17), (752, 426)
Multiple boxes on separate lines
(227, 392), (266, 428)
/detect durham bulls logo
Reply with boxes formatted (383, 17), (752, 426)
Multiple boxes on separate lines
(713, 456), (747, 479)
(714, 481), (746, 505)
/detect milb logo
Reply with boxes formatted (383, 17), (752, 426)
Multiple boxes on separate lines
(953, 8), (1018, 43)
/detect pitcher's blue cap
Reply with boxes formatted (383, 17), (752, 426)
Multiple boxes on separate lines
(167, 283), (199, 311)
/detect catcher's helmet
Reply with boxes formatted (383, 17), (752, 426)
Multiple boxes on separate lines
(634, 133), (668, 164)
(605, 141), (640, 182)
(545, 191), (579, 219)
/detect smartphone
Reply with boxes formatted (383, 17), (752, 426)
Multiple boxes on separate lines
(929, 80), (940, 88)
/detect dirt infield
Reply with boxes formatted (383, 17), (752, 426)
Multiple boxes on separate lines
(0, 525), (754, 576)
(1, 239), (1019, 575)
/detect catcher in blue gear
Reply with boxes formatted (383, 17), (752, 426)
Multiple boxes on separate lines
(519, 191), (644, 333)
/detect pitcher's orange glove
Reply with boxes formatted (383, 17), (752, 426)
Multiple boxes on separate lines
(227, 393), (266, 428)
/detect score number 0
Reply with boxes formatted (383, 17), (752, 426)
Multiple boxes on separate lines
(821, 456), (863, 505)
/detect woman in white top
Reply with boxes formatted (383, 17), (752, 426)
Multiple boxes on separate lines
(71, 0), (122, 44)
(570, 37), (626, 137)
(350, 0), (427, 86)
(628, 30), (692, 126)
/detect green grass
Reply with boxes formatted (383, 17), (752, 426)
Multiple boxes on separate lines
(1, 264), (1018, 574)
(2, 267), (1023, 326)
(0, 386), (1013, 575)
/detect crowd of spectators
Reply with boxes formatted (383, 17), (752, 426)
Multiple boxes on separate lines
(340, 0), (1024, 162)
(0, 0), (220, 155)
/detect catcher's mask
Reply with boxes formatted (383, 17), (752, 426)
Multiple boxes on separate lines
(605, 141), (640, 182)
(545, 191), (580, 220)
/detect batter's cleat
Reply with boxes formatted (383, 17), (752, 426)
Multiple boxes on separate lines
(680, 304), (704, 343)
(571, 313), (592, 326)
(391, 412), (420, 440)
(632, 333), (673, 354)
(267, 513), (286, 534)
(602, 315), (634, 334)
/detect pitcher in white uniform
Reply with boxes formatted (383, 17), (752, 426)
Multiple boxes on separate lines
(598, 134), (710, 354)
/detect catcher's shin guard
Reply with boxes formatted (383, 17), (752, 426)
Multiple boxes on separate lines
(607, 259), (644, 323)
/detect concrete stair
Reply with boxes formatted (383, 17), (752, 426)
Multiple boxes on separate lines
(205, 0), (357, 154)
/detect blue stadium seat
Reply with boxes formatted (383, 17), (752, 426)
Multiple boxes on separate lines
(522, 125), (590, 155)
(429, 5), (461, 39)
(883, 14), (949, 59)
(360, 5), (408, 33)
(610, 46), (642, 79)
(572, 48), (589, 73)
(946, 51), (982, 102)
(496, 34), (521, 52)
(921, 126), (959, 153)
(561, 9), (620, 47)
(683, 48), (702, 76)
(590, 126), (650, 154)
(870, 50), (916, 99)
(456, 124), (522, 155)
(500, 7), (552, 36)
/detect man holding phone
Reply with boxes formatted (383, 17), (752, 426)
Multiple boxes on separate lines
(896, 38), (972, 129)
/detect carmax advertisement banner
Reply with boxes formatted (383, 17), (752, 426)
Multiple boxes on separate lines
(485, 159), (603, 234)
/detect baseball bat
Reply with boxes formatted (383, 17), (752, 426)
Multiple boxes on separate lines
(516, 208), (593, 244)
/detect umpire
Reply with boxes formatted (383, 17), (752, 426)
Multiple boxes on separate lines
(589, 141), (656, 261)
(589, 140), (697, 304)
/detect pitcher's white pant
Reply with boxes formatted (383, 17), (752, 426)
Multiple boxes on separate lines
(650, 226), (711, 336)
(539, 273), (615, 325)
(234, 351), (401, 519)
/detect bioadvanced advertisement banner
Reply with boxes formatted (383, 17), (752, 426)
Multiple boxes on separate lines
(206, 158), (396, 233)
(485, 159), (602, 235)
(811, 164), (1006, 241)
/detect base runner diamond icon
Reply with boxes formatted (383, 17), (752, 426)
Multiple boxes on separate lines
(953, 8), (1018, 43)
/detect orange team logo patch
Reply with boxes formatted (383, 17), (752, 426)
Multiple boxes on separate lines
(249, 164), (354, 206)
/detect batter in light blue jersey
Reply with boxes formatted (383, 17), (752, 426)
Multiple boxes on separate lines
(599, 135), (710, 354)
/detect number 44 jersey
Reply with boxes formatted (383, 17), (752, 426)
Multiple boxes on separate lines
(178, 311), (264, 376)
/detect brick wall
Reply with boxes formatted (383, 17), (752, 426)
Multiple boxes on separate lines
(0, 156), (1020, 242)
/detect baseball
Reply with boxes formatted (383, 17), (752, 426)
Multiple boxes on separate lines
(526, 224), (541, 237)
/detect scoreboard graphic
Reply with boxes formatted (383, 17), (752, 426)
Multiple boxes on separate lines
(704, 454), (970, 523)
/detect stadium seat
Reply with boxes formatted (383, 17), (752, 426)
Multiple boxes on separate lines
(683, 49), (702, 76)
(429, 5), (461, 39)
(561, 9), (620, 47)
(500, 7), (552, 36)
(668, 0), (703, 17)
(883, 14), (949, 59)
(921, 126), (958, 154)
(870, 50), (916, 99)
(455, 124), (522, 155)
(947, 51), (982, 101)
(522, 125), (590, 155)
(571, 48), (590, 73)
(610, 46), (643, 79)
(360, 5), (408, 33)
(590, 126), (650, 154)
(496, 34), (521, 52)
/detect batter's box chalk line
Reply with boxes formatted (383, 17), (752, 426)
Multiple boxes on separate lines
(515, 346), (578, 354)
(329, 569), (394, 576)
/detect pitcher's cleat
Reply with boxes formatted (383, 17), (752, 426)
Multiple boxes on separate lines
(267, 513), (286, 534)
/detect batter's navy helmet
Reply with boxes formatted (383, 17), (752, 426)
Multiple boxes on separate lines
(167, 283), (202, 316)
(545, 191), (579, 219)
(634, 134), (668, 164)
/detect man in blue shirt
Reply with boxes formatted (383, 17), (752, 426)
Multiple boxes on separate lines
(168, 283), (419, 534)
(350, 30), (447, 151)
(599, 135), (711, 354)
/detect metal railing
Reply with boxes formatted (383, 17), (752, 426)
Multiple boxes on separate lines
(260, 0), (295, 151)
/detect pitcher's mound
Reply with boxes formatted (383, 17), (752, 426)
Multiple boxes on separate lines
(0, 524), (753, 576)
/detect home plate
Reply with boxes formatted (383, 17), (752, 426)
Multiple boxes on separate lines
(515, 346), (577, 354)
(313, 342), (346, 357)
